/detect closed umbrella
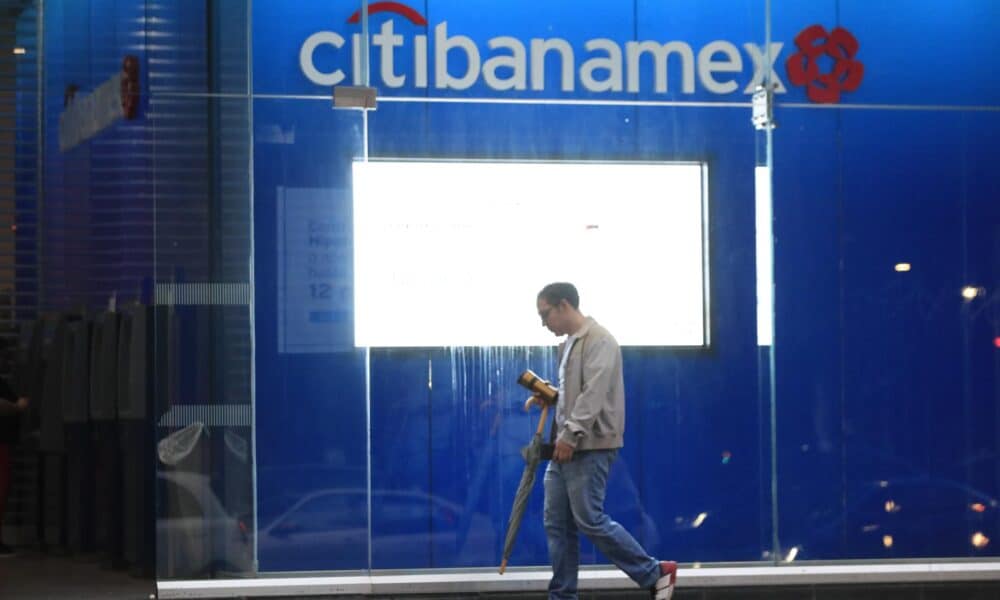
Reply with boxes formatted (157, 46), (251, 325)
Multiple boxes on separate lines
(499, 403), (549, 574)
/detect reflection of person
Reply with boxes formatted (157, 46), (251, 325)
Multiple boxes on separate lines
(527, 283), (676, 600)
(0, 377), (28, 557)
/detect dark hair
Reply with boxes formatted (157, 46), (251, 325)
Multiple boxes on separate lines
(537, 282), (579, 310)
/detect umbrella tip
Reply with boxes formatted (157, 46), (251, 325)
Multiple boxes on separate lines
(499, 559), (507, 575)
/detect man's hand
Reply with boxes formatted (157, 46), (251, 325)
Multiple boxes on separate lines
(552, 440), (574, 463)
(15, 397), (28, 412)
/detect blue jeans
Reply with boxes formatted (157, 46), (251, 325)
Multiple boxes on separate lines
(543, 449), (659, 600)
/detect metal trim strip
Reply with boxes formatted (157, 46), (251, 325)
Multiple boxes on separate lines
(157, 562), (1000, 598)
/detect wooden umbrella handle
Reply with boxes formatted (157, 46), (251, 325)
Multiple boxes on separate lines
(536, 403), (549, 436)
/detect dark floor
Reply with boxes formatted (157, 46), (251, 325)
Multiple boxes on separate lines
(3, 552), (1000, 600)
(0, 548), (155, 599)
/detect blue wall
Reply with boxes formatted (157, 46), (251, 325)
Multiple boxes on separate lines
(252, 0), (1000, 572)
(773, 107), (1000, 558)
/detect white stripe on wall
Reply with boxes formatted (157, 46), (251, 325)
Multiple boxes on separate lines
(156, 404), (252, 428)
(154, 282), (252, 306)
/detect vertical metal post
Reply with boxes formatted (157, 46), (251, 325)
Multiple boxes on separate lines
(246, 0), (259, 575)
(361, 0), (373, 573)
(763, 0), (781, 565)
(36, 0), (45, 312)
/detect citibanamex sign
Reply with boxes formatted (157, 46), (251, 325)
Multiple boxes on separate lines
(300, 2), (863, 104)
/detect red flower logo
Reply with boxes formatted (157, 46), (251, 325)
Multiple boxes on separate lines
(785, 25), (864, 104)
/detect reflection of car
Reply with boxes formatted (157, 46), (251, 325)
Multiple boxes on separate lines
(157, 471), (253, 578)
(785, 477), (999, 560)
(258, 489), (497, 568)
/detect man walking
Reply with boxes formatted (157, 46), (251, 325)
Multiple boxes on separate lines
(528, 282), (676, 600)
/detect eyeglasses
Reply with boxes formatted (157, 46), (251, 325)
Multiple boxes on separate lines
(539, 305), (556, 323)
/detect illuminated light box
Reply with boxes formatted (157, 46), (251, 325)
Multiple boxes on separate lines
(352, 160), (708, 347)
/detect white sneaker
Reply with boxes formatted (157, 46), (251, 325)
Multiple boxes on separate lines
(652, 560), (677, 600)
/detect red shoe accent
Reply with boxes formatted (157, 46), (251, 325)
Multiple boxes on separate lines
(659, 560), (677, 585)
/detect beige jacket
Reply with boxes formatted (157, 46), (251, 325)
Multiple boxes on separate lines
(555, 317), (625, 451)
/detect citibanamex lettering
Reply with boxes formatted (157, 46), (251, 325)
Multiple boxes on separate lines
(298, 3), (862, 104)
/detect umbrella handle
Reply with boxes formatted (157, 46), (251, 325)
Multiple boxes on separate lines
(535, 403), (549, 436)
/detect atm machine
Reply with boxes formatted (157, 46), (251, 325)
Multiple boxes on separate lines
(90, 311), (123, 567)
(118, 303), (155, 576)
(62, 319), (94, 554)
(37, 314), (78, 552)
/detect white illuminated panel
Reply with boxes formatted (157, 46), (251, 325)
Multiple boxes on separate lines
(755, 166), (773, 346)
(352, 160), (707, 347)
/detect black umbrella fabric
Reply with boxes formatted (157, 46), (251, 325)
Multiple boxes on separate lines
(499, 403), (549, 574)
